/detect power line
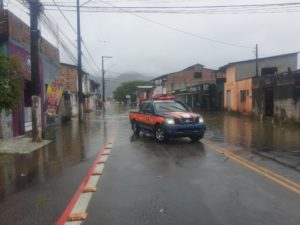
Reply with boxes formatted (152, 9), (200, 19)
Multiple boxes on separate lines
(44, 7), (300, 14)
(42, 2), (300, 14)
(43, 12), (98, 73)
(43, 2), (300, 9)
(40, 13), (78, 64)
(97, 0), (253, 49)
(50, 0), (101, 73)
(51, 0), (77, 33)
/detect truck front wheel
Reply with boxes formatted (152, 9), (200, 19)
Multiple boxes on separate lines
(190, 134), (204, 143)
(155, 125), (168, 142)
(132, 121), (140, 135)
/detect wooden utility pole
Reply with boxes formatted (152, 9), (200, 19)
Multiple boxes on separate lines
(29, 0), (42, 142)
(255, 44), (258, 77)
(77, 0), (84, 122)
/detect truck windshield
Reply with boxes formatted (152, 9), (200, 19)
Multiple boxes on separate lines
(154, 102), (188, 113)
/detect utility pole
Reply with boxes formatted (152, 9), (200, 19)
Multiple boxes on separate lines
(102, 56), (105, 108)
(77, 0), (84, 122)
(101, 56), (112, 109)
(255, 44), (258, 77)
(29, 0), (42, 142)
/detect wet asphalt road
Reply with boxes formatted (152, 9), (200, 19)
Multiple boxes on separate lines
(0, 104), (300, 225)
(0, 108), (120, 225)
(83, 108), (300, 225)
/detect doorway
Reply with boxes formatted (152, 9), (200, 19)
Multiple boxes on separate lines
(265, 89), (274, 116)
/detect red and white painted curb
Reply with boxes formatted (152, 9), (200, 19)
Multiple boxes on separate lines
(55, 140), (114, 225)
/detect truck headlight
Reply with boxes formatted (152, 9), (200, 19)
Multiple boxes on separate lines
(198, 116), (204, 123)
(165, 118), (175, 125)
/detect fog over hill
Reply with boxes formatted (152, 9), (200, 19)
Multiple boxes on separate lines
(91, 72), (154, 98)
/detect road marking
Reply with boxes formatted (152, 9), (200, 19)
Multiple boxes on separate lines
(202, 139), (300, 194)
(102, 149), (111, 155)
(66, 212), (88, 222)
(82, 187), (97, 193)
(55, 139), (115, 225)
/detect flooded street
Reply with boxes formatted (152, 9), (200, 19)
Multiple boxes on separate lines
(204, 111), (300, 152)
(0, 105), (300, 225)
(0, 105), (123, 225)
(203, 111), (300, 170)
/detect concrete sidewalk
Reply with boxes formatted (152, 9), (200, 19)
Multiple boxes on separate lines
(0, 136), (51, 154)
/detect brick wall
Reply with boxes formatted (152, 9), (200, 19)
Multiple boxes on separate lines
(166, 65), (216, 92)
(6, 11), (59, 64)
(59, 64), (78, 92)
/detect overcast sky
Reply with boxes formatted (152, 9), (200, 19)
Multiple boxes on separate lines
(6, 0), (300, 78)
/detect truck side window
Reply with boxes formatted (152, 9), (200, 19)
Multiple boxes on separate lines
(148, 104), (154, 114)
(140, 102), (153, 114)
(140, 103), (148, 113)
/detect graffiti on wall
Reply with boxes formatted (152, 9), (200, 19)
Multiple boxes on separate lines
(46, 78), (65, 117)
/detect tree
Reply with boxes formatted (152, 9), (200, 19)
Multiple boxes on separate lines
(0, 55), (24, 139)
(0, 56), (24, 111)
(113, 80), (151, 103)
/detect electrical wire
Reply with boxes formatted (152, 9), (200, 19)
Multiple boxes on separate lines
(40, 13), (78, 64)
(50, 0), (101, 73)
(41, 0), (300, 14)
(97, 0), (254, 49)
(43, 2), (300, 9)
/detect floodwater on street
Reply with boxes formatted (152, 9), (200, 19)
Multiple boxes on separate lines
(1, 106), (300, 201)
(0, 104), (300, 225)
(204, 111), (300, 154)
(0, 105), (125, 201)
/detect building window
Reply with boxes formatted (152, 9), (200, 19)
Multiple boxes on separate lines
(64, 93), (70, 101)
(240, 90), (247, 102)
(193, 72), (202, 79)
(171, 82), (174, 90)
(261, 67), (278, 76)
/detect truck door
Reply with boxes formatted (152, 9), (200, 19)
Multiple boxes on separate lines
(138, 102), (154, 131)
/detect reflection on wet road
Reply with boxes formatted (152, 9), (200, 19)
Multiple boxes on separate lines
(0, 105), (300, 225)
(84, 108), (300, 225)
(204, 111), (300, 153)
(0, 105), (124, 225)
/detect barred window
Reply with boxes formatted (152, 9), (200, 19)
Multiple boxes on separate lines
(194, 72), (202, 79)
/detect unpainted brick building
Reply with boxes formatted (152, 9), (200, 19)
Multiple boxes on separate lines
(164, 64), (219, 110)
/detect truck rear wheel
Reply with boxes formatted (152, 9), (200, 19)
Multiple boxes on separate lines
(132, 121), (140, 135)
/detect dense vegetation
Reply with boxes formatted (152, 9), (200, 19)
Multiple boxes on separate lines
(113, 80), (151, 103)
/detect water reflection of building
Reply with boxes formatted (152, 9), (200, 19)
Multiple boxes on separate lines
(0, 119), (86, 200)
(222, 113), (300, 152)
(223, 115), (252, 149)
